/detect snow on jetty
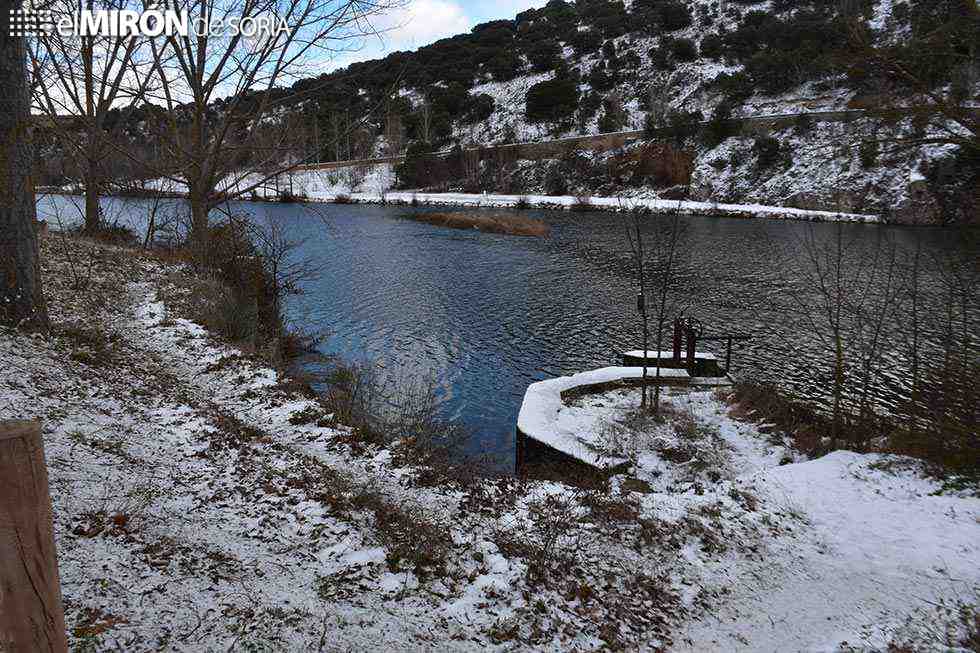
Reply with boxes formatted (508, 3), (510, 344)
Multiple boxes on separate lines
(517, 366), (692, 471)
(622, 349), (719, 363)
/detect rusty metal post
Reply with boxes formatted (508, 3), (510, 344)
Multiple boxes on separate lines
(515, 429), (525, 477)
(685, 325), (697, 376)
(672, 318), (683, 365)
(0, 421), (68, 653)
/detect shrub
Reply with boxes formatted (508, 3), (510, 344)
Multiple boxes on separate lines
(544, 165), (569, 196)
(569, 27), (602, 54)
(395, 141), (436, 189)
(714, 71), (753, 104)
(601, 39), (616, 60)
(627, 143), (695, 188)
(633, 0), (692, 32)
(597, 97), (627, 133)
(647, 46), (673, 70)
(357, 494), (452, 578)
(493, 493), (582, 583)
(700, 34), (723, 59)
(463, 93), (495, 123)
(176, 273), (259, 344)
(659, 0), (693, 30)
(488, 50), (521, 81)
(702, 101), (738, 147)
(858, 139), (879, 168)
(587, 65), (615, 93)
(752, 135), (785, 168)
(793, 113), (813, 133)
(71, 221), (138, 246)
(526, 77), (579, 125)
(671, 38), (698, 62)
(649, 110), (704, 146)
(527, 40), (561, 72)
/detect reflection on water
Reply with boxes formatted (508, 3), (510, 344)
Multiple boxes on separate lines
(37, 194), (978, 468)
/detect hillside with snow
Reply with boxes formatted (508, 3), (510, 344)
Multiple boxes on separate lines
(34, 0), (979, 223)
(283, 0), (978, 224)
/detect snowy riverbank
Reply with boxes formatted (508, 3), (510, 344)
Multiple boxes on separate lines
(255, 166), (882, 223)
(316, 189), (882, 223)
(130, 166), (882, 223)
(1, 234), (975, 650)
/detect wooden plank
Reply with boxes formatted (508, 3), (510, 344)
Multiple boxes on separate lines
(0, 421), (68, 653)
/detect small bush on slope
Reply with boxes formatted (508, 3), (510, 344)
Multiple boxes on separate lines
(753, 135), (787, 168)
(526, 77), (579, 126)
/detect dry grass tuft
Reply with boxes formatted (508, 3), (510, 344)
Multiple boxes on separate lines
(408, 211), (550, 237)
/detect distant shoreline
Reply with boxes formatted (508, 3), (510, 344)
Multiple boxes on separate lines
(313, 191), (882, 223)
(37, 187), (882, 223)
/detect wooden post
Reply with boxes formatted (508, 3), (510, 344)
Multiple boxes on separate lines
(0, 421), (68, 653)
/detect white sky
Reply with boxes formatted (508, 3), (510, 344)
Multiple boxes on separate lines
(324, 0), (547, 72)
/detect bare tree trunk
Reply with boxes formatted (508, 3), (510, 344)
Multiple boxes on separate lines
(188, 184), (210, 253)
(905, 244), (922, 435)
(83, 173), (101, 234)
(626, 213), (649, 410)
(0, 421), (68, 653)
(652, 319), (664, 416)
(0, 6), (48, 328)
(81, 25), (100, 234)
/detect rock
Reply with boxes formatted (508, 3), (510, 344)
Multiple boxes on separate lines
(658, 185), (690, 200)
(889, 190), (941, 225)
(784, 190), (859, 213)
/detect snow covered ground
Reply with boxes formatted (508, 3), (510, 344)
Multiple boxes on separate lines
(1, 234), (976, 650)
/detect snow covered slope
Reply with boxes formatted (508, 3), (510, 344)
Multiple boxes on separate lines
(2, 235), (976, 650)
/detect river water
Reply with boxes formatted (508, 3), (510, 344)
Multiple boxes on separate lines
(37, 194), (978, 467)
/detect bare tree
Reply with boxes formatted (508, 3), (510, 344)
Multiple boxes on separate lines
(1, 3), (49, 328)
(329, 111), (345, 161)
(848, 235), (903, 423)
(785, 224), (912, 445)
(29, 0), (155, 234)
(897, 242), (923, 436)
(218, 206), (323, 362)
(789, 225), (853, 443)
(384, 95), (404, 157)
(145, 0), (403, 252)
(645, 71), (675, 130)
(924, 245), (978, 462)
(624, 210), (651, 411)
(417, 96), (433, 144)
(623, 207), (685, 417)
